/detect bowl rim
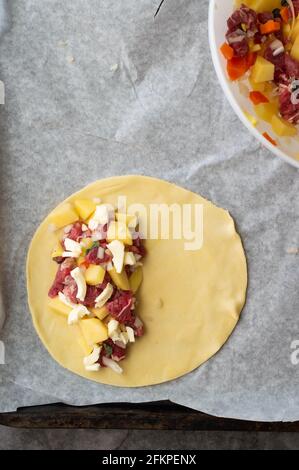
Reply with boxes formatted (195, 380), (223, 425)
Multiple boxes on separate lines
(208, 0), (299, 169)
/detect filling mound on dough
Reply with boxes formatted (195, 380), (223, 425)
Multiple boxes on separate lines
(47, 198), (145, 375)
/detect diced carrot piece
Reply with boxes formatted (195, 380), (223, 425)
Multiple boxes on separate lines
(227, 51), (257, 81)
(260, 20), (281, 35)
(220, 42), (234, 60)
(280, 7), (290, 24)
(246, 51), (257, 68)
(227, 56), (250, 81)
(263, 132), (277, 146)
(249, 91), (269, 105)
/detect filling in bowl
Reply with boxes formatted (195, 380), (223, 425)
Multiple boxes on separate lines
(220, 1), (299, 145)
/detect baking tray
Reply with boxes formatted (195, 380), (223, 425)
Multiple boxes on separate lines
(1, 401), (299, 431)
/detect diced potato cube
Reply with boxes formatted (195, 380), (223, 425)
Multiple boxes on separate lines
(108, 266), (130, 291)
(238, 0), (281, 13)
(107, 221), (132, 245)
(77, 256), (86, 266)
(74, 199), (96, 220)
(254, 102), (278, 123)
(251, 56), (274, 84)
(48, 203), (78, 229)
(80, 318), (108, 346)
(263, 81), (276, 96)
(271, 115), (297, 137)
(261, 0), (281, 12)
(251, 44), (261, 53)
(48, 297), (71, 316)
(129, 266), (143, 294)
(77, 333), (93, 356)
(91, 306), (109, 320)
(249, 76), (266, 93)
(116, 213), (137, 227)
(51, 244), (63, 259)
(291, 20), (299, 42)
(85, 264), (106, 286)
(291, 36), (299, 63)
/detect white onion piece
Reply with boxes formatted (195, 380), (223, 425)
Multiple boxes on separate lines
(97, 246), (105, 259)
(102, 356), (123, 374)
(95, 283), (113, 308)
(270, 39), (283, 50)
(85, 364), (101, 371)
(228, 35), (245, 44)
(70, 267), (87, 302)
(83, 345), (101, 367)
(273, 46), (285, 57)
(91, 231), (105, 242)
(126, 326), (135, 343)
(68, 305), (90, 325)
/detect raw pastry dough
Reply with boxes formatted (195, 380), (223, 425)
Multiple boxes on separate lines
(27, 176), (247, 387)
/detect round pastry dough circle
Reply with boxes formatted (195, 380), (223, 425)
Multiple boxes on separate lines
(27, 175), (247, 387)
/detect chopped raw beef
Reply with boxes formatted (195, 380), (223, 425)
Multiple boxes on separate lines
(293, 0), (299, 16)
(85, 246), (101, 265)
(279, 85), (299, 123)
(128, 237), (146, 258)
(107, 291), (134, 324)
(285, 54), (299, 79)
(258, 12), (273, 24)
(82, 283), (108, 307)
(264, 47), (286, 83)
(62, 276), (78, 303)
(85, 245), (112, 265)
(48, 258), (75, 298)
(253, 32), (263, 44)
(99, 339), (126, 366)
(65, 222), (83, 242)
(227, 4), (258, 33)
(226, 31), (249, 57)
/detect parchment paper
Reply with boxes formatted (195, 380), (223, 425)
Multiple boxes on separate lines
(0, 0), (298, 421)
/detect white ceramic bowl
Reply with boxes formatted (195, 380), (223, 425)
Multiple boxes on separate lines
(209, 0), (299, 169)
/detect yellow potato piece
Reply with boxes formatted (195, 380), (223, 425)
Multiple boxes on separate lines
(51, 244), (63, 259)
(271, 115), (297, 137)
(291, 36), (299, 63)
(115, 212), (137, 227)
(74, 199), (96, 221)
(249, 76), (266, 93)
(48, 203), (78, 229)
(91, 306), (109, 320)
(77, 256), (86, 266)
(254, 102), (278, 123)
(80, 318), (108, 346)
(107, 221), (132, 245)
(129, 266), (143, 294)
(108, 266), (130, 291)
(77, 334), (93, 356)
(85, 264), (106, 286)
(235, 0), (280, 12)
(48, 297), (71, 316)
(251, 57), (274, 84)
(291, 20), (299, 42)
